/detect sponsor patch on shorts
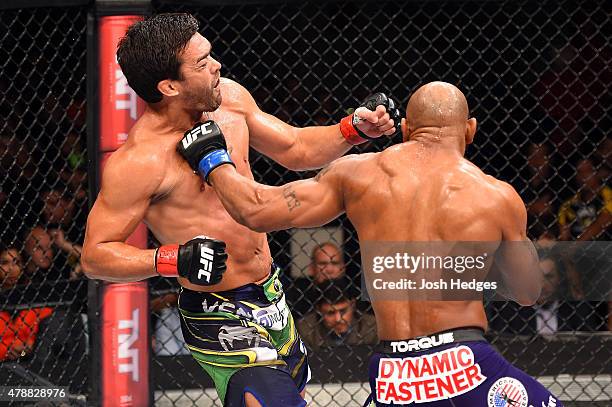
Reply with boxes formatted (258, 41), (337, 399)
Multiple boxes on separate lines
(375, 345), (486, 404)
(487, 377), (528, 407)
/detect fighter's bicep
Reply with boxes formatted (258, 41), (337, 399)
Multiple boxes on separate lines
(84, 200), (137, 245)
(85, 184), (150, 248)
(230, 88), (295, 158)
(86, 156), (159, 243)
(247, 109), (297, 158)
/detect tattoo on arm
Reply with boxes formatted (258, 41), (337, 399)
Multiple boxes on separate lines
(282, 186), (301, 212)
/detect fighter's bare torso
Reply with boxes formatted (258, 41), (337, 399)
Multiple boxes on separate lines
(341, 142), (514, 339)
(122, 78), (271, 291)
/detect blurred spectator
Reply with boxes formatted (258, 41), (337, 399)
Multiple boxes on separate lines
(18, 181), (85, 283)
(0, 245), (25, 290)
(23, 227), (53, 278)
(534, 39), (608, 157)
(0, 133), (36, 181)
(310, 242), (346, 283)
(0, 244), (53, 361)
(61, 132), (86, 172)
(39, 183), (83, 242)
(286, 242), (355, 318)
(62, 167), (88, 206)
(488, 252), (607, 334)
(519, 143), (562, 240)
(58, 132), (88, 212)
(594, 137), (611, 182)
(0, 133), (43, 236)
(558, 159), (611, 241)
(533, 255), (564, 334)
(23, 226), (82, 282)
(297, 281), (377, 350)
(557, 159), (611, 329)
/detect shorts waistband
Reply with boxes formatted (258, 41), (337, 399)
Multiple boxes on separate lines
(377, 327), (486, 353)
(180, 263), (282, 303)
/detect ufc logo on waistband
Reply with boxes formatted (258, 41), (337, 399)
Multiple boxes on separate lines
(198, 246), (215, 282)
(182, 122), (213, 149)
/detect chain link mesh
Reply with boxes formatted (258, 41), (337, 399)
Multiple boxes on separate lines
(0, 0), (609, 406)
(0, 4), (89, 402)
(151, 0), (610, 405)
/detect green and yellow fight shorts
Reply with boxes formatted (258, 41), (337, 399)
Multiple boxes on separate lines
(178, 265), (310, 403)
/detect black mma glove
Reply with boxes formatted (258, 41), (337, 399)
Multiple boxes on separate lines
(155, 236), (228, 286)
(340, 92), (401, 145)
(177, 120), (235, 184)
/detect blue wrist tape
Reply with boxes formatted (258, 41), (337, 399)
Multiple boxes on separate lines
(198, 149), (234, 182)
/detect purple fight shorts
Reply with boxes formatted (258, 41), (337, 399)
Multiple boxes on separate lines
(364, 328), (562, 407)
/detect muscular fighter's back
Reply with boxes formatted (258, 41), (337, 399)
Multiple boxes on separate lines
(345, 143), (509, 339)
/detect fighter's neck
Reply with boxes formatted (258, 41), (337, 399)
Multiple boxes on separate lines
(405, 132), (465, 156)
(143, 104), (209, 133)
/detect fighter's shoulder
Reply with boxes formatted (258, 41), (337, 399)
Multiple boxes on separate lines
(218, 77), (256, 109)
(460, 160), (515, 195)
(101, 138), (166, 194)
(487, 178), (526, 214)
(317, 153), (376, 180)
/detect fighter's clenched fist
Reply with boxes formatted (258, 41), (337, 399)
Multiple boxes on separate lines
(340, 92), (402, 145)
(177, 120), (234, 184)
(155, 236), (227, 286)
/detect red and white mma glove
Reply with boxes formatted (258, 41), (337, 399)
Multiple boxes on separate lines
(340, 92), (401, 145)
(155, 236), (228, 286)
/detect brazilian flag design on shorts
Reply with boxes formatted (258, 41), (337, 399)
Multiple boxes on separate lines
(178, 266), (310, 403)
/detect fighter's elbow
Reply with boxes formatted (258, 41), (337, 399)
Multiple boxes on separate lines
(284, 152), (324, 172)
(515, 297), (536, 307)
(234, 187), (276, 232)
(250, 223), (272, 233)
(277, 133), (312, 171)
(240, 213), (274, 233)
(80, 246), (100, 279)
(280, 159), (305, 172)
(80, 260), (96, 279)
(514, 286), (542, 306)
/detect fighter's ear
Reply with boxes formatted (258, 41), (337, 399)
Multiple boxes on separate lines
(401, 118), (409, 142)
(157, 79), (179, 98)
(466, 117), (477, 145)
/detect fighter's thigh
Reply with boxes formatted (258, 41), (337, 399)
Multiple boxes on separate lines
(180, 315), (284, 401)
(225, 366), (306, 407)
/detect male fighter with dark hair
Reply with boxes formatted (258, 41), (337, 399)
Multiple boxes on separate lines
(81, 12), (400, 407)
(181, 81), (562, 406)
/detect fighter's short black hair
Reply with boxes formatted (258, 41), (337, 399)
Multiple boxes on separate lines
(117, 13), (199, 103)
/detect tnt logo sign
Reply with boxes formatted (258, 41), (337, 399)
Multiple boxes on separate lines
(117, 309), (140, 382)
(198, 245), (215, 283)
(182, 122), (213, 149)
(114, 67), (138, 120)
